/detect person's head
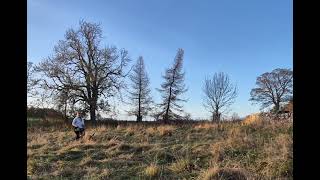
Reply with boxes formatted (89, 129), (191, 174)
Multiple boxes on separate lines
(76, 111), (82, 117)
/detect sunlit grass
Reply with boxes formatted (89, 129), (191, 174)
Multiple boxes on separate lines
(27, 118), (292, 179)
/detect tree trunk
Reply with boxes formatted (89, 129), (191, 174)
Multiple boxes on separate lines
(164, 87), (172, 123)
(164, 111), (169, 123)
(213, 109), (220, 122)
(274, 102), (280, 114)
(138, 92), (142, 122)
(137, 115), (142, 122)
(64, 102), (68, 123)
(164, 101), (170, 123)
(90, 104), (96, 122)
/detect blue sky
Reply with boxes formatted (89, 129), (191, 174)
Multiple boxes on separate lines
(28, 0), (292, 119)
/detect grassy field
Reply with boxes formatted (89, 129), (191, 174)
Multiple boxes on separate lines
(27, 119), (292, 180)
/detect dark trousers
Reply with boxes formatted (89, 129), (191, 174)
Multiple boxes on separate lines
(74, 127), (85, 140)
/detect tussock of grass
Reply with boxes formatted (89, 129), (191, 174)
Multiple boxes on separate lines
(168, 158), (191, 173)
(144, 163), (160, 177)
(79, 155), (94, 166)
(198, 166), (219, 180)
(28, 119), (292, 179)
(199, 167), (251, 180)
(157, 125), (176, 136)
(146, 127), (157, 135)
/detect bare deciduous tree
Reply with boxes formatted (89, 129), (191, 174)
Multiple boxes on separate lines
(35, 20), (130, 121)
(157, 48), (188, 122)
(127, 56), (153, 122)
(202, 72), (238, 122)
(27, 61), (39, 96)
(53, 88), (71, 121)
(250, 68), (293, 113)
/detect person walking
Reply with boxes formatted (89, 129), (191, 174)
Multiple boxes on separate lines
(72, 111), (85, 140)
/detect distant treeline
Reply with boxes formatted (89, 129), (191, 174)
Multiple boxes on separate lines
(27, 107), (65, 120)
(27, 20), (293, 123)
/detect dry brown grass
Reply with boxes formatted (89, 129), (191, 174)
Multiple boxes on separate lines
(157, 125), (176, 136)
(210, 142), (226, 163)
(27, 133), (48, 148)
(79, 155), (94, 166)
(242, 113), (262, 125)
(125, 126), (136, 133)
(168, 158), (191, 173)
(258, 133), (293, 178)
(27, 117), (292, 179)
(198, 166), (219, 180)
(194, 122), (218, 130)
(199, 167), (252, 180)
(144, 163), (160, 177)
(146, 127), (157, 135)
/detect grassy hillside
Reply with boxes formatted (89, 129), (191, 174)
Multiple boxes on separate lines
(27, 119), (292, 179)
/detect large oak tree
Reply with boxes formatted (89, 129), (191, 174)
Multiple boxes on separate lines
(250, 68), (293, 113)
(36, 20), (130, 121)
